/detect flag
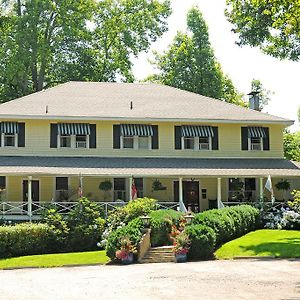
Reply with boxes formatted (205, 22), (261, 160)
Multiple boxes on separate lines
(131, 179), (137, 200)
(265, 175), (275, 204)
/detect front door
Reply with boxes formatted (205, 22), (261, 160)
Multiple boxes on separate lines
(23, 180), (40, 212)
(174, 181), (200, 212)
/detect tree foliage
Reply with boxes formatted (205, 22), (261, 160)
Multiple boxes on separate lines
(0, 0), (171, 102)
(250, 79), (273, 110)
(283, 131), (300, 162)
(149, 7), (244, 106)
(225, 0), (300, 60)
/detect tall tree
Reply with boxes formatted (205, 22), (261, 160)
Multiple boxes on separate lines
(283, 130), (300, 162)
(225, 0), (300, 60)
(149, 7), (244, 105)
(0, 0), (171, 102)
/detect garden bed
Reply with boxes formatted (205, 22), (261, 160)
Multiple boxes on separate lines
(215, 229), (300, 259)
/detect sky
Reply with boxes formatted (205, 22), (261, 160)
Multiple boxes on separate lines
(132, 0), (300, 132)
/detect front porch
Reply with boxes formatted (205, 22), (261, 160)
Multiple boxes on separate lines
(1, 173), (298, 220)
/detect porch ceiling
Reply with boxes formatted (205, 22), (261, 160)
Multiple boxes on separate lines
(0, 156), (299, 178)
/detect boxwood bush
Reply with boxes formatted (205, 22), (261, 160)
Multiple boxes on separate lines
(0, 223), (56, 258)
(105, 217), (144, 260)
(185, 224), (216, 260)
(192, 205), (259, 246)
(149, 209), (183, 247)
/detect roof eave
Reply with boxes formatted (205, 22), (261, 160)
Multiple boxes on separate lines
(0, 114), (294, 126)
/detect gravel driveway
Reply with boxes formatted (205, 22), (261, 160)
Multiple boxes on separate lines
(0, 259), (299, 300)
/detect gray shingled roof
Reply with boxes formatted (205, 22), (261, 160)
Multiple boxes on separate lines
(0, 82), (293, 124)
(0, 156), (299, 177)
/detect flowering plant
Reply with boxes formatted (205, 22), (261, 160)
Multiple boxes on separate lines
(170, 219), (190, 255)
(115, 237), (137, 260)
(263, 190), (300, 230)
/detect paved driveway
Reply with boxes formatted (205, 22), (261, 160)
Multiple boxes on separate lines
(0, 259), (299, 300)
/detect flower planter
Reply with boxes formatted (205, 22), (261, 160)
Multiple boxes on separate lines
(121, 253), (134, 265)
(175, 253), (187, 263)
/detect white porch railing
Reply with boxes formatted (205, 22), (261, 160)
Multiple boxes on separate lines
(0, 201), (180, 219)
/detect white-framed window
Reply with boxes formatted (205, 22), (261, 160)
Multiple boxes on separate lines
(60, 135), (71, 148)
(182, 136), (211, 151)
(76, 135), (87, 148)
(228, 178), (257, 202)
(249, 137), (263, 151)
(58, 135), (89, 149)
(121, 136), (151, 150)
(2, 133), (17, 147)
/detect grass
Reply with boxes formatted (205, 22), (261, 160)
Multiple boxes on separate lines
(0, 250), (109, 269)
(215, 229), (300, 259)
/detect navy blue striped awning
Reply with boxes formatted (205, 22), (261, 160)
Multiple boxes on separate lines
(0, 122), (18, 134)
(121, 124), (153, 136)
(58, 123), (90, 135)
(181, 125), (214, 137)
(248, 127), (266, 138)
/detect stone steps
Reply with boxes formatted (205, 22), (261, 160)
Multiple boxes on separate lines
(140, 246), (175, 264)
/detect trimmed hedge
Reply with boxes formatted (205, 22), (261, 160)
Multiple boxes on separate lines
(192, 205), (260, 246)
(185, 224), (216, 260)
(149, 210), (183, 247)
(0, 223), (56, 258)
(106, 217), (144, 260)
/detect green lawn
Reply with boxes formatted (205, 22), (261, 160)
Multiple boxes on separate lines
(215, 229), (300, 259)
(0, 250), (109, 269)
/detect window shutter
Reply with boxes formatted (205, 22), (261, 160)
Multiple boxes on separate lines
(241, 127), (248, 150)
(50, 124), (58, 148)
(151, 125), (159, 149)
(113, 125), (121, 149)
(212, 126), (219, 150)
(89, 124), (96, 149)
(263, 127), (270, 151)
(18, 123), (25, 147)
(175, 126), (182, 150)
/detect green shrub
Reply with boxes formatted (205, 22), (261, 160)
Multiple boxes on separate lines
(185, 224), (216, 260)
(106, 217), (144, 260)
(0, 223), (56, 258)
(192, 209), (234, 246)
(149, 210), (183, 247)
(192, 205), (259, 246)
(42, 209), (70, 250)
(67, 198), (105, 251)
(107, 197), (157, 229)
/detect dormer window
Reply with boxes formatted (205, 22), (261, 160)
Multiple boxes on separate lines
(120, 124), (153, 150)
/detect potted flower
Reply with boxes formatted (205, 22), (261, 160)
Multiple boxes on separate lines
(172, 231), (191, 263)
(115, 237), (136, 264)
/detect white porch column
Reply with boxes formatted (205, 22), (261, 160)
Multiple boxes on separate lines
(28, 176), (32, 222)
(178, 177), (187, 212)
(259, 177), (264, 202)
(217, 177), (222, 209)
(129, 176), (133, 201)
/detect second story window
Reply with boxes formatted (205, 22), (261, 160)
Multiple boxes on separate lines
(120, 124), (153, 150)
(241, 126), (270, 151)
(179, 125), (215, 151)
(50, 123), (96, 150)
(0, 122), (25, 148)
(113, 124), (159, 150)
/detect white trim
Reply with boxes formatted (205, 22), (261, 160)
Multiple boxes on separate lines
(57, 134), (89, 149)
(1, 133), (18, 148)
(248, 137), (263, 151)
(181, 136), (212, 151)
(0, 115), (293, 126)
(121, 135), (152, 150)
